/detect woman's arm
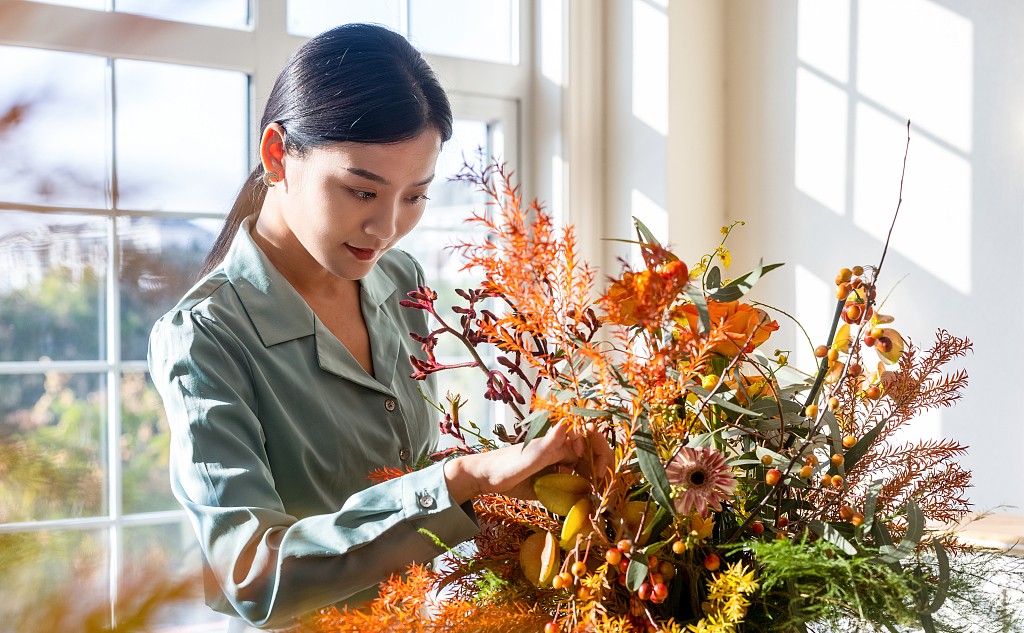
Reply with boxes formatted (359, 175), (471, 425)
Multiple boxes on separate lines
(151, 309), (478, 629)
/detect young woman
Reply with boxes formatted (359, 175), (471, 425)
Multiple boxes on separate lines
(148, 23), (609, 632)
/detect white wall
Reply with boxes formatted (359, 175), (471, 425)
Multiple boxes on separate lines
(711, 0), (1024, 514)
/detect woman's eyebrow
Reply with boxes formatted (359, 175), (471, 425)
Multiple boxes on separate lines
(346, 167), (435, 187)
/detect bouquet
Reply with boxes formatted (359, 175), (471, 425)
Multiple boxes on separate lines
(299, 139), (1024, 632)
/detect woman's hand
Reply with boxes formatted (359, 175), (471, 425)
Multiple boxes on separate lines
(443, 422), (613, 504)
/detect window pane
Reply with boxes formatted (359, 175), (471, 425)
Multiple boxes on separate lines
(0, 211), (108, 362)
(121, 372), (176, 514)
(0, 373), (107, 521)
(410, 0), (518, 64)
(0, 46), (109, 208)
(119, 216), (219, 361)
(115, 60), (248, 213)
(114, 0), (249, 29)
(287, 0), (402, 38)
(24, 0), (105, 11)
(0, 529), (109, 629)
(418, 119), (492, 230)
(122, 522), (227, 628)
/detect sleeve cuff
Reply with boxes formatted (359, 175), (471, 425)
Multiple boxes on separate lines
(401, 462), (479, 550)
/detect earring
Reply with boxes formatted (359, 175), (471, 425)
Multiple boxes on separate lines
(263, 171), (282, 187)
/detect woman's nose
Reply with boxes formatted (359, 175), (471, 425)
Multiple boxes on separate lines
(363, 198), (399, 241)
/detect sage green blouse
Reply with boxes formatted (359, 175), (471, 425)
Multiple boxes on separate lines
(149, 219), (478, 630)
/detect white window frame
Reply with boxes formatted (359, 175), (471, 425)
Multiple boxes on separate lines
(0, 0), (549, 626)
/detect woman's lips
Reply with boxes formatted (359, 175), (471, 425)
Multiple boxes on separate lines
(346, 245), (377, 261)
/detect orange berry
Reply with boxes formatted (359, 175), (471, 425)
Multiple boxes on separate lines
(836, 283), (852, 299)
(814, 345), (829, 358)
(552, 573), (567, 590)
(821, 473), (833, 486)
(837, 268), (853, 283)
(805, 404), (819, 418)
(545, 622), (561, 633)
(571, 561), (587, 577)
(847, 362), (862, 377)
(839, 505), (855, 521)
(852, 265), (864, 276)
(672, 540), (686, 555)
(851, 512), (865, 526)
(828, 348), (840, 363)
(799, 465), (814, 479)
(703, 554), (721, 571)
(828, 396), (840, 410)
(605, 548), (622, 566)
(865, 386), (882, 400)
(842, 435), (857, 448)
(876, 337), (893, 354)
(846, 304), (863, 322)
(805, 453), (819, 467)
(617, 539), (633, 553)
(851, 277), (864, 289)
(831, 475), (844, 487)
(870, 327), (885, 339)
(761, 454), (774, 466)
(831, 453), (844, 466)
(659, 561), (676, 580)
(765, 468), (782, 486)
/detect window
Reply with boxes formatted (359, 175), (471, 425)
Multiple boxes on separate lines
(0, 1), (536, 627)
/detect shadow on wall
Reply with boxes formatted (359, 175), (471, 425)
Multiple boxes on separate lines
(726, 0), (1024, 514)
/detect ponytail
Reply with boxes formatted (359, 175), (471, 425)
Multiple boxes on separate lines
(200, 166), (267, 278)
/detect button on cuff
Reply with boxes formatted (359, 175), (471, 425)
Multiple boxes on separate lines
(417, 491), (436, 509)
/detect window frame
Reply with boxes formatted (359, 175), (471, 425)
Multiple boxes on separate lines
(0, 0), (543, 626)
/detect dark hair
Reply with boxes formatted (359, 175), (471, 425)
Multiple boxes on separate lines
(200, 23), (453, 276)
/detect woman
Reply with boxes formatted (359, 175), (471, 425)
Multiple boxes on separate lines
(148, 23), (609, 632)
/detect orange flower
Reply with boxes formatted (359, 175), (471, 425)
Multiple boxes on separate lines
(678, 300), (779, 357)
(601, 260), (689, 330)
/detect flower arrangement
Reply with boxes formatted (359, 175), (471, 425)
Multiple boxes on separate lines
(297, 138), (1024, 632)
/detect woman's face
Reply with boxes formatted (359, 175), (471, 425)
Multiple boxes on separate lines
(261, 129), (442, 282)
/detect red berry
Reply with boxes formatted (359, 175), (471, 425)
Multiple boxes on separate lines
(638, 583), (652, 601)
(653, 582), (669, 601)
(751, 521), (764, 535)
(765, 468), (782, 486)
(703, 554), (721, 571)
(544, 623), (560, 633)
(605, 549), (623, 566)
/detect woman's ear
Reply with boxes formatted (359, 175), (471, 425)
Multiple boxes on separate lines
(259, 123), (287, 181)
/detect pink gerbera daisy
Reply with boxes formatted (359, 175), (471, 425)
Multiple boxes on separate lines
(665, 446), (738, 517)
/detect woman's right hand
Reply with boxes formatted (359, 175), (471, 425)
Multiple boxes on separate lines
(442, 422), (612, 504)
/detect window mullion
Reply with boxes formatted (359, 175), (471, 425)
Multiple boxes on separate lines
(105, 53), (123, 628)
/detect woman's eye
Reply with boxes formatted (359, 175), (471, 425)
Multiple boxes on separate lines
(409, 195), (431, 203)
(350, 189), (375, 200)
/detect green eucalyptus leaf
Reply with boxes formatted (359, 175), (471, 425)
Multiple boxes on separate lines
(569, 407), (610, 418)
(635, 419), (675, 514)
(683, 286), (711, 335)
(862, 479), (884, 534)
(633, 217), (663, 249)
(709, 261), (784, 302)
(521, 410), (551, 447)
(706, 265), (722, 290)
(876, 500), (924, 563)
(626, 555), (649, 592)
(809, 520), (858, 555)
(922, 541), (950, 614)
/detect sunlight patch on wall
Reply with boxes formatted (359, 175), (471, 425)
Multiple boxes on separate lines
(630, 188), (667, 268)
(551, 154), (566, 227)
(540, 0), (564, 86)
(631, 0), (668, 136)
(858, 0), (973, 152)
(853, 105), (971, 294)
(795, 68), (849, 216)
(794, 264), (834, 375)
(797, 0), (850, 83)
